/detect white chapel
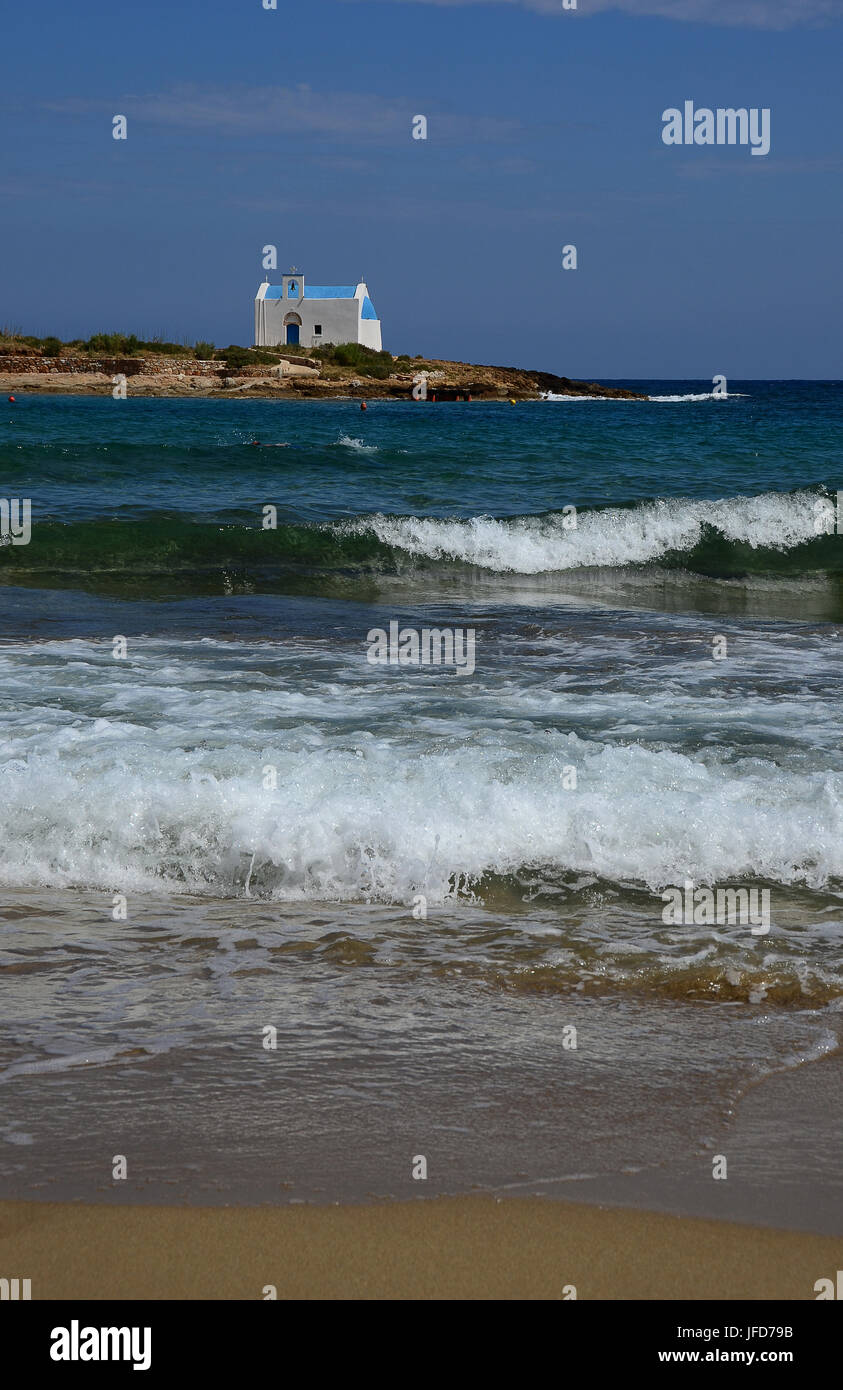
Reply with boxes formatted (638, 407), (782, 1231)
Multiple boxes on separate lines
(255, 270), (383, 351)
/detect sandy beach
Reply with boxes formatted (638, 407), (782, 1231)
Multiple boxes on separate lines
(3, 1195), (840, 1300)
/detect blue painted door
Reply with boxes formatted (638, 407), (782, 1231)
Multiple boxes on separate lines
(286, 324), (300, 345)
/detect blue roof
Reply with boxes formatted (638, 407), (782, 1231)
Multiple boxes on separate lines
(261, 284), (378, 318)
(304, 285), (357, 299)
(264, 284), (357, 300)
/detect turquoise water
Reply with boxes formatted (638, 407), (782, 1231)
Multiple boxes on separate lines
(2, 384), (842, 597)
(1, 384), (841, 1217)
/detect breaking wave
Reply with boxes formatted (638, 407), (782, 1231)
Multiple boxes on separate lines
(1, 489), (839, 594)
(346, 489), (839, 576)
(1, 705), (842, 900)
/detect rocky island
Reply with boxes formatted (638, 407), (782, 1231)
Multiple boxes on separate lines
(0, 333), (646, 401)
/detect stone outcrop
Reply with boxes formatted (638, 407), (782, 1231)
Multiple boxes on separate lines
(0, 352), (647, 400)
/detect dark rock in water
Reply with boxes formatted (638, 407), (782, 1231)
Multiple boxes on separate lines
(526, 370), (646, 399)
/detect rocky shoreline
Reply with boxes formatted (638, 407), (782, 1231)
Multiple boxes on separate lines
(0, 352), (646, 401)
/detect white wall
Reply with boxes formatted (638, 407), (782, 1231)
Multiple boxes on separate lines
(255, 282), (382, 351)
(358, 319), (383, 351)
(355, 284), (382, 351)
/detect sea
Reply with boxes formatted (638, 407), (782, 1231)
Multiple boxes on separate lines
(1, 382), (841, 1229)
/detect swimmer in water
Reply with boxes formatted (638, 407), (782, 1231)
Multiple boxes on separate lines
(250, 440), (289, 447)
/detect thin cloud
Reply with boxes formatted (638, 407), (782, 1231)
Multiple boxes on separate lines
(341, 0), (842, 29)
(46, 84), (524, 145)
(676, 155), (843, 177)
(585, 0), (841, 26)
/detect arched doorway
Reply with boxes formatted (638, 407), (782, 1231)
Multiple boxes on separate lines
(283, 312), (302, 346)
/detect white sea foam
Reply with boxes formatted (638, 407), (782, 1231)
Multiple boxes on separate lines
(540, 390), (749, 402)
(0, 1046), (149, 1082)
(1, 703), (841, 901)
(335, 435), (379, 452)
(648, 391), (748, 402)
(2, 627), (840, 905)
(540, 393), (640, 402)
(346, 489), (825, 574)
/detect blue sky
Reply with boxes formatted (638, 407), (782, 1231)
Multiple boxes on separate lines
(1, 0), (841, 377)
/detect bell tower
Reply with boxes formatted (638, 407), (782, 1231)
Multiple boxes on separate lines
(281, 267), (304, 302)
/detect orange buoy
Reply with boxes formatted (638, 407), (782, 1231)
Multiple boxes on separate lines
(8, 395), (15, 403)
(360, 400), (367, 411)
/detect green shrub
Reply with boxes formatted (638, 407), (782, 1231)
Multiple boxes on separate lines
(249, 349), (283, 366)
(145, 338), (184, 355)
(214, 345), (281, 368)
(309, 342), (393, 376)
(84, 333), (194, 357)
(193, 341), (216, 360)
(84, 333), (141, 355)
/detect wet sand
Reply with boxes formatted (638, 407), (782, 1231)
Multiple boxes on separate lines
(2, 1195), (839, 1300)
